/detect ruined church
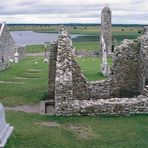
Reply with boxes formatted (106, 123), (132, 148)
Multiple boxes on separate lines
(40, 5), (148, 116)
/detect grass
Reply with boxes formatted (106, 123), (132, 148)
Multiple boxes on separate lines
(2, 26), (147, 148)
(25, 31), (140, 53)
(33, 26), (142, 35)
(5, 111), (148, 148)
(75, 57), (112, 81)
(0, 57), (48, 106)
(73, 42), (99, 52)
(0, 57), (111, 106)
(25, 44), (45, 53)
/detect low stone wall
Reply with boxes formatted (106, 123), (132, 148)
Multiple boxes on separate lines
(76, 51), (99, 57)
(18, 46), (26, 60)
(56, 95), (148, 115)
(0, 62), (9, 71)
(75, 50), (114, 57)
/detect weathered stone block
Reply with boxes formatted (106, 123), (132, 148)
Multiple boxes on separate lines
(0, 103), (13, 148)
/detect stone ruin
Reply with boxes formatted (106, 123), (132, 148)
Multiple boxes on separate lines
(0, 22), (25, 71)
(40, 26), (148, 115)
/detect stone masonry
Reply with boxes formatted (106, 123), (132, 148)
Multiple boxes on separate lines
(41, 26), (148, 115)
(0, 22), (15, 63)
(0, 22), (26, 71)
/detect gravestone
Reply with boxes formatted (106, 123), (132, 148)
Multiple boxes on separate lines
(0, 103), (13, 148)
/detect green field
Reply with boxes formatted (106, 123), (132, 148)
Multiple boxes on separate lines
(0, 57), (109, 106)
(25, 26), (141, 53)
(6, 112), (148, 148)
(0, 57), (48, 106)
(0, 57), (148, 148)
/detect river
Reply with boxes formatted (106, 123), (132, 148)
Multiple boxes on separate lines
(10, 31), (83, 46)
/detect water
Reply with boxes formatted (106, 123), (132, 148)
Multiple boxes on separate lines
(10, 31), (83, 46)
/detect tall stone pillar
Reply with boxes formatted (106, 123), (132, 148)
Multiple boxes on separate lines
(100, 4), (112, 76)
(100, 4), (112, 54)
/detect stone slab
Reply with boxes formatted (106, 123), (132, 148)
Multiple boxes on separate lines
(0, 103), (14, 148)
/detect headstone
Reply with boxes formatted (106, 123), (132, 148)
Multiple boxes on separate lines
(0, 103), (13, 148)
(14, 48), (19, 63)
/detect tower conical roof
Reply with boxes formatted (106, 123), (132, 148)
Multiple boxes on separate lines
(102, 5), (111, 13)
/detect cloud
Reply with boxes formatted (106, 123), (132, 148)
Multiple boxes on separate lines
(0, 0), (147, 24)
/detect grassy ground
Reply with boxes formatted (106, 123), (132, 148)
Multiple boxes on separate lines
(0, 57), (147, 148)
(6, 112), (148, 148)
(25, 45), (45, 53)
(0, 57), (110, 106)
(25, 27), (140, 53)
(73, 42), (99, 52)
(75, 57), (112, 81)
(33, 26), (142, 35)
(3, 26), (147, 148)
(0, 57), (48, 106)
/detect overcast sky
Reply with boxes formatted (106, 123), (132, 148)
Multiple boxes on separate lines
(0, 0), (147, 24)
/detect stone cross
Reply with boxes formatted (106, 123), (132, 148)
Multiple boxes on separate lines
(101, 36), (110, 76)
(0, 103), (14, 148)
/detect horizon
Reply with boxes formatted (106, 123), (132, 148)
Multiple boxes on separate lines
(0, 0), (148, 25)
(3, 23), (148, 26)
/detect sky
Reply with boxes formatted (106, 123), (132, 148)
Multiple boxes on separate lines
(0, 0), (147, 24)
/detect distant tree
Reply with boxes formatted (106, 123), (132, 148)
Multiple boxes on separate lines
(73, 26), (77, 29)
(138, 30), (142, 34)
(130, 28), (133, 31)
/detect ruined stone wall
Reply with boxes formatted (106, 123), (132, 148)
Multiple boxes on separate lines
(72, 60), (89, 100)
(0, 23), (15, 62)
(110, 39), (144, 97)
(46, 28), (148, 116)
(48, 43), (57, 100)
(140, 35), (148, 82)
(18, 46), (26, 60)
(57, 96), (148, 115)
(87, 80), (110, 99)
(54, 29), (89, 114)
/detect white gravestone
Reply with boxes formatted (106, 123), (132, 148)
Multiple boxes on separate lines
(14, 48), (19, 63)
(0, 103), (13, 148)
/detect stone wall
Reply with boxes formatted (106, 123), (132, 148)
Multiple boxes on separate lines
(110, 39), (144, 97)
(0, 22), (15, 62)
(45, 27), (148, 116)
(18, 46), (26, 60)
(48, 43), (57, 100)
(54, 28), (89, 114)
(56, 96), (148, 115)
(87, 80), (110, 99)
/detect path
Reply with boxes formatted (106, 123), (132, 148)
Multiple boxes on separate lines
(6, 104), (40, 114)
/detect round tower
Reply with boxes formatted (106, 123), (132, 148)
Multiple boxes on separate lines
(101, 4), (112, 54)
